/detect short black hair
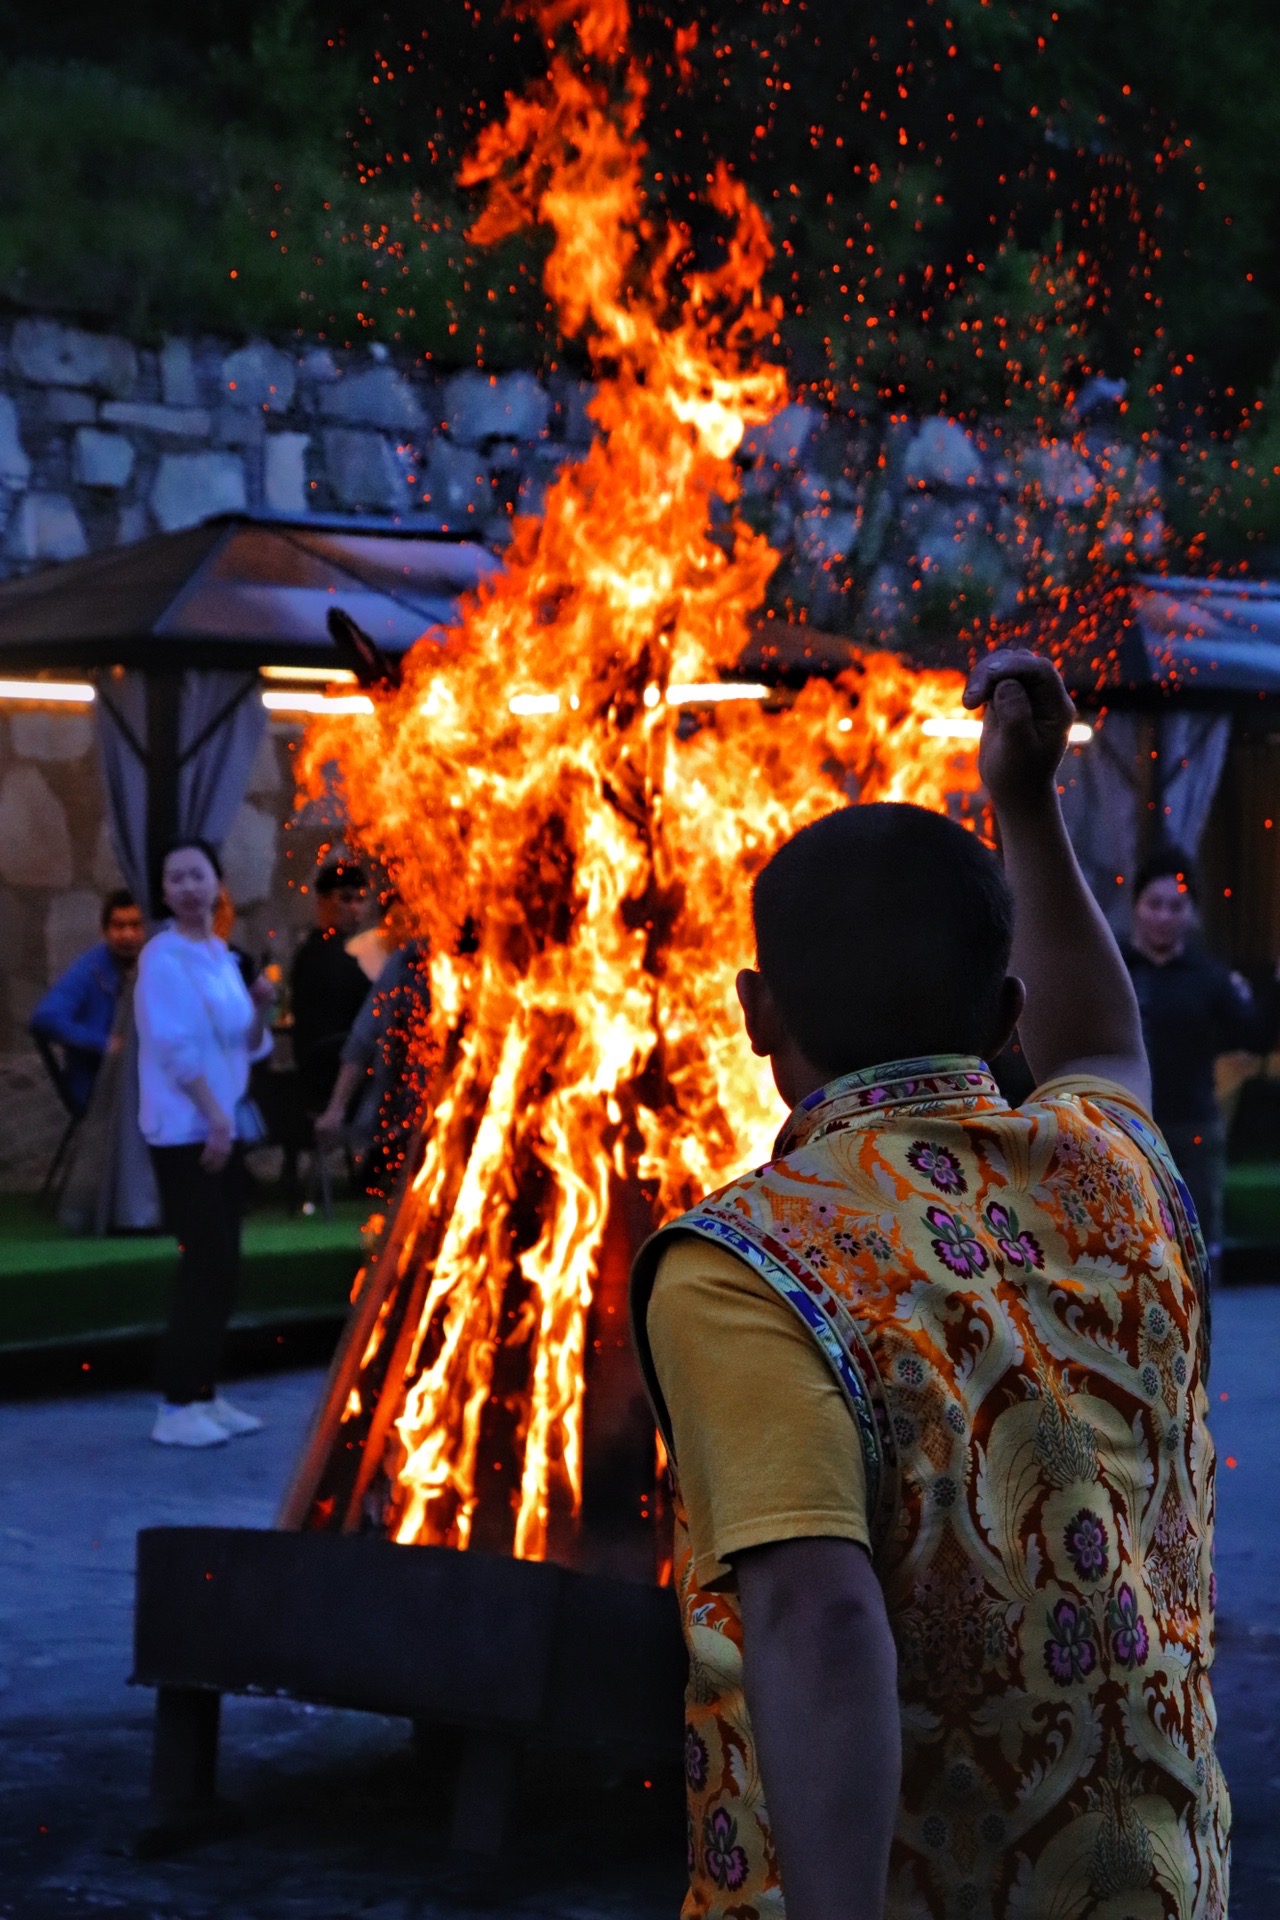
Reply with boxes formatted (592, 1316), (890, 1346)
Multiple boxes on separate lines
(159, 836), (223, 880)
(316, 858), (369, 896)
(753, 804), (1014, 1076)
(1133, 846), (1197, 905)
(100, 888), (139, 929)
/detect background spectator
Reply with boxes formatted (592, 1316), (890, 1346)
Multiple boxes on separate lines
(314, 898), (432, 1197)
(1123, 845), (1280, 1273)
(346, 885), (396, 984)
(30, 889), (145, 1113)
(289, 859), (371, 1114)
(135, 838), (275, 1449)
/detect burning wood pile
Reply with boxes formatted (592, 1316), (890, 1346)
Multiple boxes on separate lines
(281, 0), (982, 1575)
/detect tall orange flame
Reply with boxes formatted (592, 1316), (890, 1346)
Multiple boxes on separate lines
(300, 0), (981, 1564)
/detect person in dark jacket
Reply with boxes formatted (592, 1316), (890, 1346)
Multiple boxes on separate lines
(1123, 846), (1278, 1273)
(289, 859), (371, 1112)
(30, 890), (146, 1112)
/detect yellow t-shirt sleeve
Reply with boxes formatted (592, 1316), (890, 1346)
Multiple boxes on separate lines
(1030, 1071), (1155, 1124)
(646, 1233), (870, 1590)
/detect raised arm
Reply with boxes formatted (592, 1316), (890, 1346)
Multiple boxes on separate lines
(963, 650), (1149, 1106)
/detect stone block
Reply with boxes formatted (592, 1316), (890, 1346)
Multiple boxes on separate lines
(420, 442), (491, 524)
(213, 405), (264, 448)
(795, 506), (859, 569)
(220, 801), (277, 907)
(43, 390), (96, 426)
(10, 709), (94, 762)
(321, 366), (425, 432)
(116, 502), (150, 546)
(1136, 511), (1166, 562)
(0, 765), (73, 887)
(263, 433), (310, 515)
(903, 417), (985, 491)
(72, 428), (135, 490)
(0, 394), (31, 487)
(221, 342), (297, 413)
(46, 890), (102, 980)
(443, 370), (549, 445)
(159, 338), (201, 407)
(100, 401), (211, 438)
(301, 345), (341, 385)
(1023, 440), (1098, 507)
(741, 403), (821, 470)
(323, 430), (405, 511)
(149, 451), (247, 533)
(550, 377), (597, 446)
(92, 819), (126, 891)
(11, 318), (137, 396)
(5, 493), (89, 563)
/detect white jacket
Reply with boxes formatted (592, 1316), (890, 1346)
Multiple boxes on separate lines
(135, 928), (272, 1147)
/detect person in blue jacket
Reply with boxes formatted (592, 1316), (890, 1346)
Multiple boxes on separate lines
(30, 889), (146, 1113)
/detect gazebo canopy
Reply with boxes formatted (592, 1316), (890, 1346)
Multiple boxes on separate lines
(0, 513), (501, 673)
(748, 575), (1280, 705)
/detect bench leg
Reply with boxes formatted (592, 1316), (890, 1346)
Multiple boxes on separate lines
(449, 1728), (520, 1856)
(135, 1687), (240, 1857)
(151, 1685), (221, 1806)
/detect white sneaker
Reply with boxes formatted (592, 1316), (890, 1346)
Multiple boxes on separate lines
(151, 1402), (230, 1448)
(210, 1394), (263, 1437)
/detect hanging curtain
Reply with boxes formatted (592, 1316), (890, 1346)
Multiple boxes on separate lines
(177, 669), (269, 854)
(94, 670), (150, 905)
(1058, 712), (1146, 929)
(1058, 709), (1232, 929)
(94, 667), (267, 915)
(1159, 712), (1231, 857)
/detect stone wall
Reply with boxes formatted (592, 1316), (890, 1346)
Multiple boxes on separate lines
(0, 316), (594, 556)
(0, 313), (1160, 612)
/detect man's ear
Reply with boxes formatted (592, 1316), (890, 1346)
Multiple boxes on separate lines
(736, 968), (788, 1058)
(987, 974), (1027, 1062)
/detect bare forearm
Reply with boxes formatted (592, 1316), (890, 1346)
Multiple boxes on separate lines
(327, 1062), (363, 1115)
(995, 787), (1148, 1097)
(738, 1542), (899, 1920)
(177, 1073), (229, 1130)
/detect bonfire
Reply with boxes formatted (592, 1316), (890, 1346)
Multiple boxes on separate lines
(286, 0), (981, 1570)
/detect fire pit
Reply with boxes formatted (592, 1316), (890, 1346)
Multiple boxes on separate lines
(133, 1527), (684, 1853)
(131, 0), (980, 1855)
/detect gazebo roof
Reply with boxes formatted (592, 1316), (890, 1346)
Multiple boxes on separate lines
(0, 513), (501, 672)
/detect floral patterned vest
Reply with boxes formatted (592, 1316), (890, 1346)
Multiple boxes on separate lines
(631, 1056), (1229, 1920)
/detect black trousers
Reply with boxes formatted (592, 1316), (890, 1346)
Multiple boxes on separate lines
(149, 1144), (244, 1405)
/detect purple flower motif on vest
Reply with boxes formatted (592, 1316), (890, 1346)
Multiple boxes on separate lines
(984, 1201), (1045, 1270)
(684, 1725), (709, 1791)
(1064, 1508), (1109, 1581)
(1108, 1584), (1150, 1669)
(908, 1139), (968, 1195)
(925, 1205), (989, 1278)
(1043, 1598), (1097, 1684)
(703, 1806), (749, 1890)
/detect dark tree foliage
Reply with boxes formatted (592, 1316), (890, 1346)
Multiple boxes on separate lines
(0, 0), (1278, 434)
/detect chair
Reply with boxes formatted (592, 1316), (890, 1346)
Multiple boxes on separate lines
(32, 1033), (84, 1199)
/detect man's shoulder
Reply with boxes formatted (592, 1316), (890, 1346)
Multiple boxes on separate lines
(61, 940), (110, 981)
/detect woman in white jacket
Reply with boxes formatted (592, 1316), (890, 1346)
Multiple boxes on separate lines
(135, 839), (275, 1448)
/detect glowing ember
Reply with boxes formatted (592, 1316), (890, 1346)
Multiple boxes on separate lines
(295, 0), (980, 1564)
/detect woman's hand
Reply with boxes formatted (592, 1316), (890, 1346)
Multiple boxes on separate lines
(249, 972), (278, 1013)
(201, 1111), (234, 1172)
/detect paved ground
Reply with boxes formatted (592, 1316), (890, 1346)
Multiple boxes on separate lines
(1, 1288), (1278, 1917)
